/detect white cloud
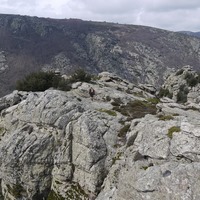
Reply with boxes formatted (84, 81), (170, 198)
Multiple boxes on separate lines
(149, 0), (200, 12)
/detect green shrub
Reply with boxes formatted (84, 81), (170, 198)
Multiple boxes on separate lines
(158, 88), (173, 98)
(188, 78), (198, 87)
(167, 126), (181, 139)
(177, 84), (189, 103)
(57, 78), (72, 91)
(177, 91), (187, 103)
(69, 69), (92, 83)
(184, 72), (198, 87)
(16, 71), (71, 92)
(105, 96), (111, 102)
(111, 98), (123, 107)
(16, 69), (93, 92)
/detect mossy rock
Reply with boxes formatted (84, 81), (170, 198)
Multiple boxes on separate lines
(167, 126), (181, 139)
(48, 183), (88, 200)
(0, 127), (5, 135)
(98, 109), (117, 116)
(158, 115), (174, 121)
(65, 184), (88, 200)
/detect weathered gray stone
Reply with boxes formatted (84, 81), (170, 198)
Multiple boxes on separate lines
(161, 65), (200, 103)
(97, 92), (200, 199)
(0, 75), (139, 199)
(0, 70), (200, 199)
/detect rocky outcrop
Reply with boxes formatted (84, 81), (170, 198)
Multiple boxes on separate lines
(0, 73), (157, 199)
(0, 71), (200, 199)
(98, 98), (200, 200)
(0, 89), (118, 199)
(161, 65), (200, 103)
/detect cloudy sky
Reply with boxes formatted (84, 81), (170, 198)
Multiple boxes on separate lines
(1, 0), (200, 32)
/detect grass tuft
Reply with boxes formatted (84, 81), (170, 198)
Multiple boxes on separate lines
(113, 100), (157, 120)
(167, 126), (181, 139)
(98, 109), (117, 116)
(158, 115), (174, 121)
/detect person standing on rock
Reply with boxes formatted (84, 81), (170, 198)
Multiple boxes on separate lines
(89, 87), (95, 101)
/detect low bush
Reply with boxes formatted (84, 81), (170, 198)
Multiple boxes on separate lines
(158, 88), (173, 98)
(16, 71), (63, 92)
(111, 98), (123, 107)
(184, 72), (198, 87)
(177, 91), (187, 103)
(176, 84), (189, 103)
(16, 69), (93, 92)
(57, 78), (72, 91)
(70, 69), (92, 83)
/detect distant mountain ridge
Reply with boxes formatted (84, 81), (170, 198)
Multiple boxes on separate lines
(1, 14), (200, 96)
(178, 31), (200, 38)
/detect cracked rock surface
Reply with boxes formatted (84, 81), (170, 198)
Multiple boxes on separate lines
(98, 98), (200, 200)
(0, 71), (200, 199)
